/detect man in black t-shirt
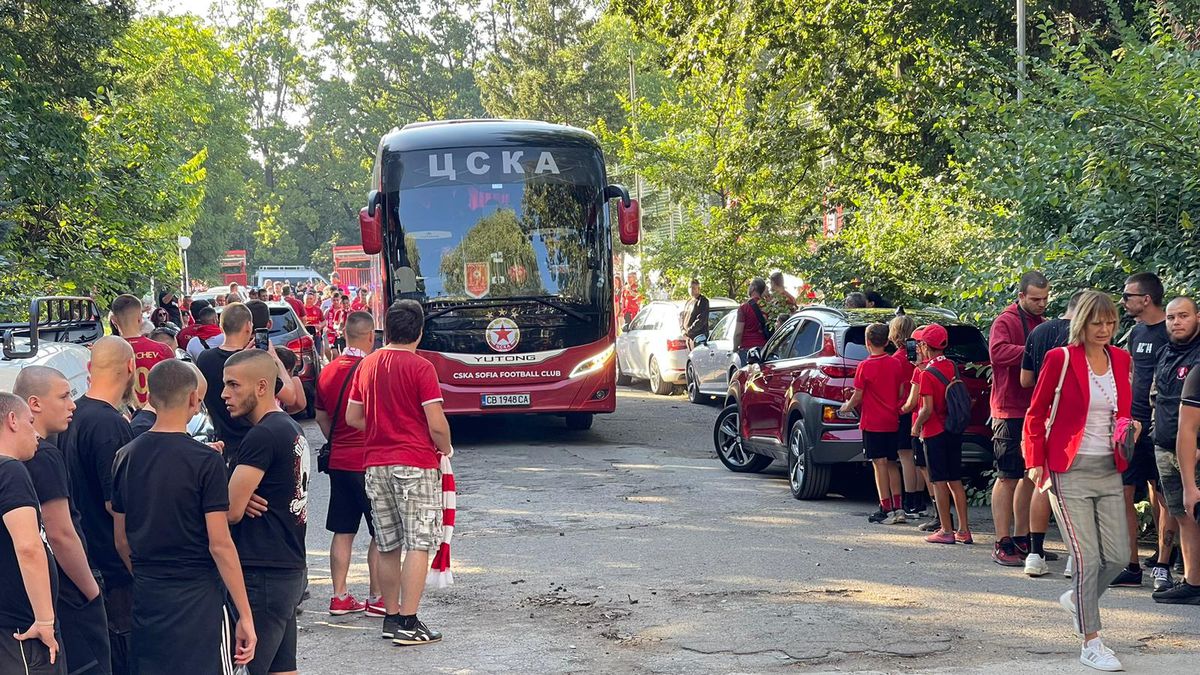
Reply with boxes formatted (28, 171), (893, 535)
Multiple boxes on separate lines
(223, 350), (309, 675)
(58, 336), (135, 673)
(112, 359), (257, 672)
(0, 392), (61, 673)
(15, 366), (112, 674)
(1121, 272), (1174, 589)
(197, 303), (296, 456)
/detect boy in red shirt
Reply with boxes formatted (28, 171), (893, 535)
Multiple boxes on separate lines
(912, 324), (972, 545)
(841, 324), (907, 524)
(346, 300), (451, 645)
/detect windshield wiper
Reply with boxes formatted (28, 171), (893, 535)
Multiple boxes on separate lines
(422, 296), (592, 323)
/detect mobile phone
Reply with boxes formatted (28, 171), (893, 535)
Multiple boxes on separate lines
(253, 328), (271, 351)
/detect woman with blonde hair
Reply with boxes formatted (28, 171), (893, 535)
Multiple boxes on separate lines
(889, 314), (929, 518)
(1024, 290), (1133, 671)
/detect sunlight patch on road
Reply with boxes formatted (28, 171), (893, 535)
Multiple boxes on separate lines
(625, 495), (671, 503)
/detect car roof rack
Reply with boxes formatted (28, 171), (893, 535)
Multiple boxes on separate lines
(2, 296), (103, 360)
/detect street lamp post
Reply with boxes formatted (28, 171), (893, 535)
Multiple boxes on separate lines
(177, 235), (192, 295)
(1017, 0), (1026, 102)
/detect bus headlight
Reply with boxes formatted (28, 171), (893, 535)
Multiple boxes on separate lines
(569, 345), (615, 379)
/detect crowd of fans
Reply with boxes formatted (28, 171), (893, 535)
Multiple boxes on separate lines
(0, 286), (451, 673)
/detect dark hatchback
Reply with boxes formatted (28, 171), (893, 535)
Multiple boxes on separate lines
(714, 307), (993, 499)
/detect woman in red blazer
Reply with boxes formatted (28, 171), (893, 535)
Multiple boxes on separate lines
(1023, 290), (1133, 671)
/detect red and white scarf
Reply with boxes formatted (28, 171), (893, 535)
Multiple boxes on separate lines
(427, 454), (455, 589)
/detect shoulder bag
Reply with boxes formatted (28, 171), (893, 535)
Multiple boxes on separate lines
(317, 359), (362, 474)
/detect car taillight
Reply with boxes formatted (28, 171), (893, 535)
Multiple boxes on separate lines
(820, 365), (856, 378)
(667, 338), (689, 352)
(287, 335), (316, 378)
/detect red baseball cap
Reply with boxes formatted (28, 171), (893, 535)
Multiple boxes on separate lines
(912, 323), (949, 350)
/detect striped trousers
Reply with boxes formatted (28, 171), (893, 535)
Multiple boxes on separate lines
(1049, 454), (1130, 636)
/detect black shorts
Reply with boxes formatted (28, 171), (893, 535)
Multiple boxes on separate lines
(862, 430), (899, 461)
(991, 417), (1026, 479)
(925, 432), (963, 483)
(911, 437), (926, 467)
(897, 414), (913, 450)
(131, 569), (226, 675)
(58, 576), (111, 675)
(1122, 421), (1158, 486)
(243, 567), (306, 675)
(326, 469), (376, 537)
(0, 631), (64, 674)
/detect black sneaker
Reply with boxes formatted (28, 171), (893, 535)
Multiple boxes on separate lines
(392, 617), (442, 646)
(1153, 581), (1200, 605)
(1042, 550), (1060, 562)
(1109, 567), (1143, 588)
(868, 508), (888, 524)
(904, 506), (924, 520)
(918, 518), (941, 532)
(1143, 551), (1159, 569)
(382, 614), (402, 639)
(1152, 565), (1174, 592)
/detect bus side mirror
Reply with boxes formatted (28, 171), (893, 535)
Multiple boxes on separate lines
(360, 191), (382, 255)
(618, 199), (640, 246)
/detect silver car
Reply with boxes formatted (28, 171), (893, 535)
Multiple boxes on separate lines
(684, 308), (746, 403)
(616, 298), (737, 395)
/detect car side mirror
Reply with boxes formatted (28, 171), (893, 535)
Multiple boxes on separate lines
(747, 347), (762, 365)
(695, 335), (707, 346)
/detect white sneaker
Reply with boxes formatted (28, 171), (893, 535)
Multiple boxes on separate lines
(1059, 588), (1081, 634)
(1079, 637), (1123, 671)
(1025, 553), (1049, 577)
(1065, 554), (1075, 578)
(883, 509), (906, 524)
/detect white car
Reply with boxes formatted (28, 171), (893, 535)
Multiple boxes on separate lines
(616, 298), (737, 395)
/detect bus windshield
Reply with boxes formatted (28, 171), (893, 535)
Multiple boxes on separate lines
(383, 146), (606, 306)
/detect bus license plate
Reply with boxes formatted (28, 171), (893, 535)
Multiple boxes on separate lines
(481, 393), (531, 408)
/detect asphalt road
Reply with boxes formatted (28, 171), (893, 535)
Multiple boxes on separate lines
(294, 385), (1200, 673)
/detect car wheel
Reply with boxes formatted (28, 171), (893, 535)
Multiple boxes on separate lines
(564, 413), (593, 430)
(714, 404), (772, 473)
(685, 363), (706, 404)
(648, 356), (673, 395)
(787, 419), (831, 499)
(616, 359), (632, 386)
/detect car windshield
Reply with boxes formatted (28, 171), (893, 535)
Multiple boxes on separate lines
(843, 324), (989, 366)
(383, 146), (606, 305)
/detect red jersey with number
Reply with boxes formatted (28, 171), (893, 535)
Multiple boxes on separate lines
(853, 353), (905, 432)
(303, 304), (323, 327)
(127, 336), (174, 406)
(349, 348), (443, 469)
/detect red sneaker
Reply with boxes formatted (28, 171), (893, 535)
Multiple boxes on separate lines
(329, 594), (367, 616)
(924, 530), (956, 544)
(364, 597), (386, 618)
(992, 540), (1023, 566)
(955, 529), (974, 545)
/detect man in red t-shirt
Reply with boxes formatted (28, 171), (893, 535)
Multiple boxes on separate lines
(281, 285), (304, 319)
(732, 277), (770, 352)
(912, 324), (971, 545)
(840, 323), (906, 525)
(302, 292), (324, 335)
(346, 300), (450, 645)
(110, 294), (175, 407)
(316, 311), (380, 617)
(350, 287), (370, 314)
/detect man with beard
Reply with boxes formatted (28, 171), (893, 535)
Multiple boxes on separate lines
(16, 367), (111, 674)
(58, 336), (135, 673)
(988, 271), (1049, 566)
(1151, 297), (1200, 604)
(222, 350), (309, 675)
(1119, 272), (1174, 590)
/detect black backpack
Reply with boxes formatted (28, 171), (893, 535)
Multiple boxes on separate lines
(925, 361), (971, 435)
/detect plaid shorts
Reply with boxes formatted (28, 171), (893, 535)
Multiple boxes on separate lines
(364, 465), (443, 553)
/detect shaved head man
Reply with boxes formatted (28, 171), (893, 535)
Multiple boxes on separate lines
(60, 335), (137, 671)
(223, 349), (310, 675)
(110, 294), (175, 407)
(316, 310), (381, 616)
(16, 366), (112, 673)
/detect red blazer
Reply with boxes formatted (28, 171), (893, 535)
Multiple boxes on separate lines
(1023, 344), (1132, 474)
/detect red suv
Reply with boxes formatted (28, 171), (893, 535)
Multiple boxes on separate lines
(713, 307), (992, 499)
